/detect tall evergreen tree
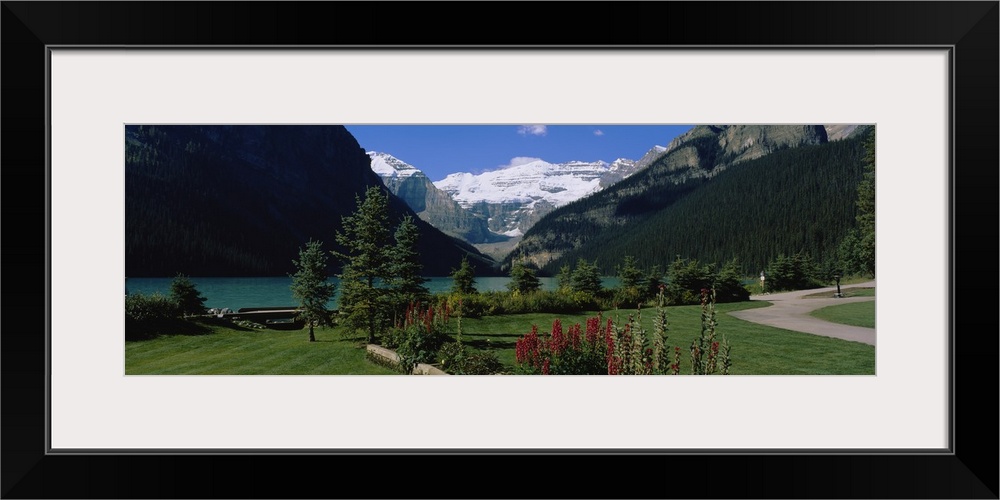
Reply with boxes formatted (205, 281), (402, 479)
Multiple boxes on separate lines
(290, 239), (336, 342)
(645, 264), (664, 299)
(334, 186), (393, 344)
(616, 255), (644, 291)
(556, 264), (573, 293)
(389, 215), (430, 311)
(507, 260), (541, 294)
(571, 258), (603, 296)
(450, 256), (478, 295)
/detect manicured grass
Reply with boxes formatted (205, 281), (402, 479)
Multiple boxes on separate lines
(126, 319), (396, 375)
(809, 301), (876, 329)
(127, 300), (876, 375)
(802, 287), (875, 299)
(449, 301), (875, 375)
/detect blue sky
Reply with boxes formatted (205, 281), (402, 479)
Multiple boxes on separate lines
(345, 125), (693, 181)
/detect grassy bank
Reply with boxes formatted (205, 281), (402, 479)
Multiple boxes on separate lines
(809, 301), (876, 329)
(127, 300), (876, 375)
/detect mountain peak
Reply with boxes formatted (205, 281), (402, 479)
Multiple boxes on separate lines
(367, 151), (422, 178)
(368, 151), (500, 245)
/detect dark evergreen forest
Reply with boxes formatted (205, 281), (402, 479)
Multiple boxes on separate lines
(125, 125), (494, 277)
(522, 131), (869, 276)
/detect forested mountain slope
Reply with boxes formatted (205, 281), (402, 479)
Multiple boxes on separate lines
(125, 125), (494, 277)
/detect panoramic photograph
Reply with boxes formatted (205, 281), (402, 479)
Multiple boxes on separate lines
(124, 124), (876, 375)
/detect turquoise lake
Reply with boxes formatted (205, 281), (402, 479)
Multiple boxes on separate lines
(126, 276), (623, 310)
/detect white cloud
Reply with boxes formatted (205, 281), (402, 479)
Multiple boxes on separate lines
(517, 125), (547, 136)
(593, 129), (604, 136)
(500, 157), (544, 169)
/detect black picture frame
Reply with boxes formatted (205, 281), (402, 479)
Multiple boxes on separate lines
(3, 2), (996, 498)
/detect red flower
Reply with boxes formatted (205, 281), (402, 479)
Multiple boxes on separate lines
(567, 323), (582, 350)
(585, 316), (600, 345)
(548, 319), (567, 355)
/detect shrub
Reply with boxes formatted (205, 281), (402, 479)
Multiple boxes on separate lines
(438, 343), (504, 375)
(665, 257), (750, 305)
(391, 303), (450, 374)
(765, 253), (824, 292)
(665, 257), (715, 305)
(714, 259), (751, 303)
(437, 290), (607, 317)
(125, 292), (180, 340)
(611, 286), (644, 311)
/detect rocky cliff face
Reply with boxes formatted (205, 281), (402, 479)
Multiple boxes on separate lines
(369, 152), (497, 243)
(718, 124), (828, 162)
(599, 157), (644, 187)
(825, 124), (861, 141)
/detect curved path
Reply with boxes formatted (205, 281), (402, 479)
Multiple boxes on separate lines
(727, 281), (876, 346)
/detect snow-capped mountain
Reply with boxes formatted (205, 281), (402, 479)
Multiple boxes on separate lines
(434, 157), (644, 238)
(369, 151), (422, 179)
(367, 152), (498, 244)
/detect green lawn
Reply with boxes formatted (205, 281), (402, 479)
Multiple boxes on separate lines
(127, 301), (876, 375)
(809, 300), (876, 329)
(126, 320), (396, 375)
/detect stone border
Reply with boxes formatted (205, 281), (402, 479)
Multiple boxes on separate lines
(366, 344), (449, 375)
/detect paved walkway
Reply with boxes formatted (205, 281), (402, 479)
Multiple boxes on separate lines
(727, 281), (876, 346)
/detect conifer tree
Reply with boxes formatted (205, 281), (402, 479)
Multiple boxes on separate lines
(571, 258), (602, 296)
(556, 264), (573, 293)
(450, 256), (477, 295)
(616, 255), (644, 291)
(169, 273), (207, 316)
(334, 186), (393, 344)
(389, 215), (429, 310)
(507, 260), (541, 294)
(290, 239), (336, 342)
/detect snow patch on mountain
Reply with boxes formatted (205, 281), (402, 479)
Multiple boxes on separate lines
(368, 151), (422, 178)
(434, 159), (617, 208)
